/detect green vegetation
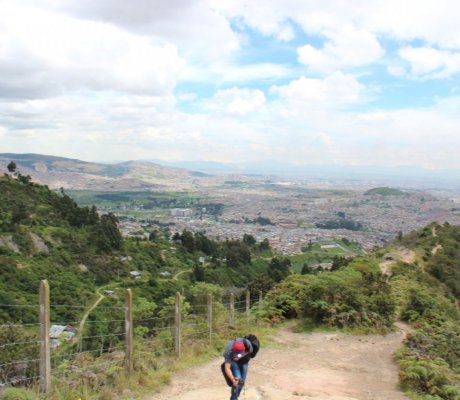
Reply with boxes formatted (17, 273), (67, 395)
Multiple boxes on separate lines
(315, 219), (363, 231)
(260, 222), (460, 399)
(263, 257), (394, 329)
(1, 169), (459, 399)
(0, 174), (279, 326)
(290, 239), (360, 273)
(364, 187), (406, 196)
(390, 223), (460, 399)
(67, 190), (224, 221)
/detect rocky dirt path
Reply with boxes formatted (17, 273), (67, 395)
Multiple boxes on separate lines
(146, 324), (410, 400)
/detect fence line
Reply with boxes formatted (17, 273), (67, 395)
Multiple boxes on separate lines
(0, 281), (264, 394)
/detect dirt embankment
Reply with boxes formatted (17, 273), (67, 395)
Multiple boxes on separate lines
(147, 325), (410, 400)
(379, 248), (416, 277)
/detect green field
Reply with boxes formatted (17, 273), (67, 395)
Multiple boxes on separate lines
(289, 239), (362, 272)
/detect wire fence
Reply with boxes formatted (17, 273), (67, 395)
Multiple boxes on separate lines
(0, 280), (264, 395)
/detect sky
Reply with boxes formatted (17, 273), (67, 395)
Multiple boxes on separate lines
(1, 0), (460, 172)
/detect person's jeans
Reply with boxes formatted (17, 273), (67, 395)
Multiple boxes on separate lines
(229, 360), (249, 400)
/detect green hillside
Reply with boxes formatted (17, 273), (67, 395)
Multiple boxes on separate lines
(1, 172), (459, 399)
(262, 222), (460, 399)
(364, 186), (406, 196)
(0, 174), (281, 324)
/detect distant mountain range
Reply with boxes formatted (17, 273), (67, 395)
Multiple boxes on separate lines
(0, 153), (224, 191)
(150, 159), (460, 190)
(1, 153), (459, 192)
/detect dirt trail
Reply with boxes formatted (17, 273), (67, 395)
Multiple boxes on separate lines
(379, 248), (415, 277)
(72, 292), (105, 345)
(147, 324), (410, 400)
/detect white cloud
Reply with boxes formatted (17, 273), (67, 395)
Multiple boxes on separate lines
(0, 4), (185, 99)
(35, 0), (241, 62)
(398, 47), (460, 79)
(387, 65), (407, 77)
(209, 87), (266, 115)
(1, 0), (460, 171)
(213, 0), (460, 50)
(270, 72), (366, 111)
(297, 25), (384, 73)
(276, 23), (295, 42)
(182, 62), (292, 84)
(213, 0), (460, 80)
(359, 0), (460, 50)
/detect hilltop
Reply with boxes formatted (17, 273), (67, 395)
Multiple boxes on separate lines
(364, 187), (406, 196)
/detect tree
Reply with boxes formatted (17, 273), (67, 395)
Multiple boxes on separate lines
(269, 257), (291, 282)
(189, 282), (224, 304)
(192, 264), (205, 282)
(90, 213), (122, 252)
(180, 229), (195, 253)
(259, 238), (270, 251)
(11, 203), (28, 225)
(243, 233), (256, 247)
(301, 263), (313, 274)
(7, 161), (17, 174)
(331, 255), (350, 271)
(225, 240), (251, 268)
(248, 274), (275, 296)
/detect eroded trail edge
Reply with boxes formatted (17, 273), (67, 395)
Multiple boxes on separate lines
(147, 325), (410, 400)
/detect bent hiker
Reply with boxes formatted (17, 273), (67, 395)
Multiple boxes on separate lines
(222, 337), (254, 400)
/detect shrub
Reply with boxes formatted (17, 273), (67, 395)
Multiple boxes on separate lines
(1, 387), (37, 400)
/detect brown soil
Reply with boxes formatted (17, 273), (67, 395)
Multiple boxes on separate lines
(379, 248), (416, 277)
(147, 324), (410, 400)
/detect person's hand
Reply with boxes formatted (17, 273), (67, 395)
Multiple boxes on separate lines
(232, 377), (239, 386)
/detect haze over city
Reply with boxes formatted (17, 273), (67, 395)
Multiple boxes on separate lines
(1, 1), (460, 180)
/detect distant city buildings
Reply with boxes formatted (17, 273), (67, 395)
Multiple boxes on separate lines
(115, 186), (460, 255)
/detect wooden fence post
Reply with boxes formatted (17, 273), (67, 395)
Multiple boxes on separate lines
(125, 289), (133, 373)
(39, 280), (51, 394)
(229, 292), (235, 327)
(246, 290), (250, 319)
(175, 292), (181, 357)
(207, 294), (213, 344)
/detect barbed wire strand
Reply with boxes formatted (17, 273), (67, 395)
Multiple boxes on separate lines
(133, 315), (172, 323)
(0, 322), (41, 328)
(79, 332), (126, 340)
(50, 304), (124, 310)
(0, 358), (40, 368)
(1, 374), (41, 385)
(0, 339), (41, 348)
(51, 318), (125, 326)
(0, 304), (39, 308)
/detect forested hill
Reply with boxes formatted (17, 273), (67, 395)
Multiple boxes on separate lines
(0, 174), (123, 321)
(0, 174), (280, 323)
